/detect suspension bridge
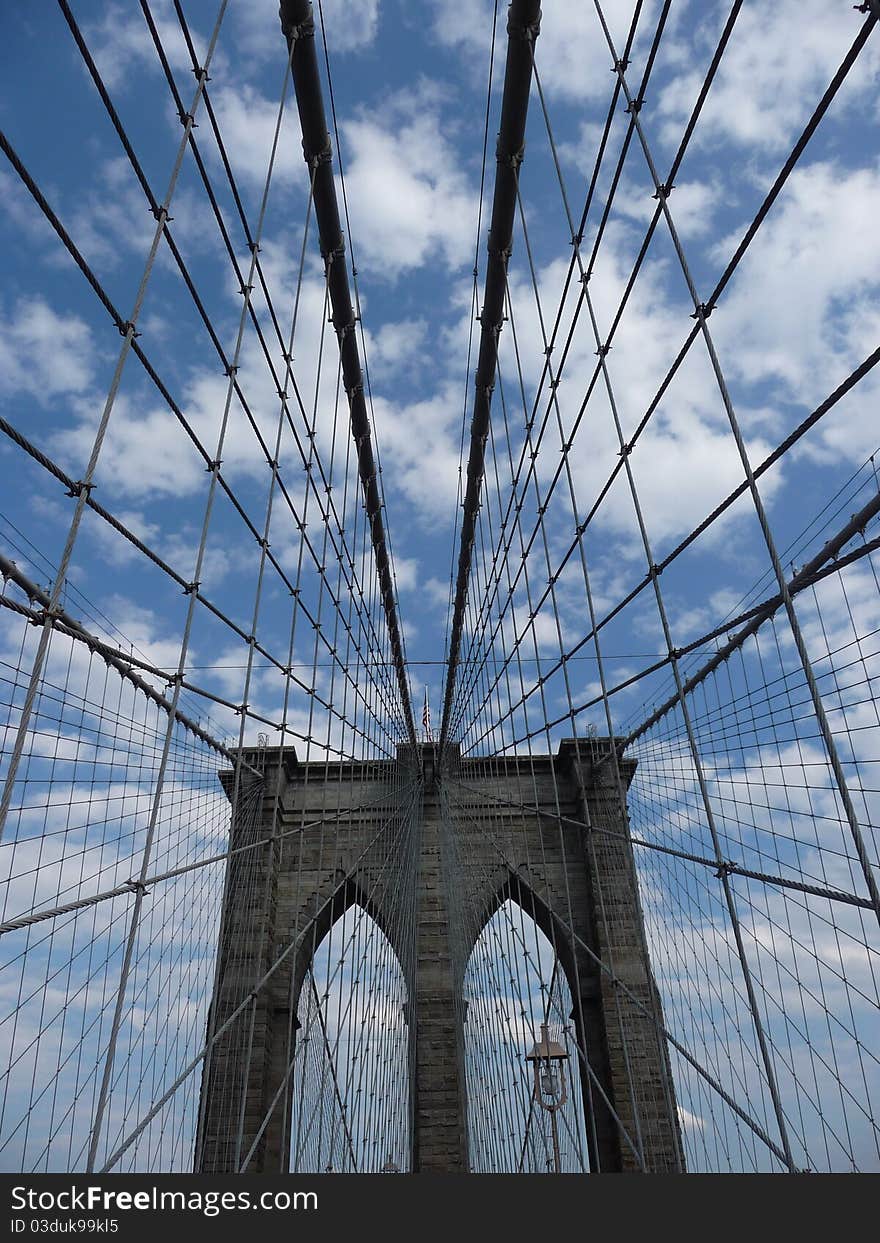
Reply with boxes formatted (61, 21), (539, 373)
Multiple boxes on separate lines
(1, 0), (879, 1175)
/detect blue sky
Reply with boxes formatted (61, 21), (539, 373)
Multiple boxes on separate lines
(1, 0), (878, 756)
(1, 0), (880, 1174)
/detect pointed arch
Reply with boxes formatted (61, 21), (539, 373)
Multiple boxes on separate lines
(288, 899), (411, 1173)
(461, 873), (594, 1172)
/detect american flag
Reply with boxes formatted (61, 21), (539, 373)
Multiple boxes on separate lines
(422, 687), (433, 743)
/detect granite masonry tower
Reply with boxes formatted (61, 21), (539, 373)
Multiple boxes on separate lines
(196, 738), (684, 1173)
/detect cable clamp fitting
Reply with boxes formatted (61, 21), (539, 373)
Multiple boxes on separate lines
(508, 13), (541, 41)
(322, 239), (345, 266)
(284, 13), (316, 44)
(690, 301), (714, 321)
(127, 879), (150, 897)
(306, 137), (333, 170)
(714, 860), (735, 879)
(487, 241), (514, 262)
(497, 146), (525, 172)
(34, 605), (62, 626)
(653, 182), (674, 200)
(65, 480), (94, 499)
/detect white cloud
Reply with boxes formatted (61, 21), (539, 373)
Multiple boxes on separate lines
(207, 81), (304, 189)
(610, 175), (722, 243)
(431, 0), (662, 101)
(83, 4), (301, 195)
(557, 120), (607, 177)
(392, 555), (420, 593)
(366, 318), (429, 383)
(55, 389), (205, 498)
(677, 1105), (705, 1132)
(709, 158), (880, 463)
(83, 0), (206, 93)
(98, 592), (185, 674)
(50, 263), (339, 502)
(67, 157), (157, 269)
(667, 180), (721, 241)
(656, 0), (880, 153)
(0, 169), (59, 249)
(235, 0), (381, 60)
(0, 298), (95, 404)
(370, 383), (463, 522)
(339, 85), (478, 278)
(498, 240), (783, 554)
(316, 0), (380, 51)
(422, 576), (452, 610)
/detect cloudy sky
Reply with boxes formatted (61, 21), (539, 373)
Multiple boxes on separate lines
(1, 0), (878, 754)
(1, 0), (879, 1176)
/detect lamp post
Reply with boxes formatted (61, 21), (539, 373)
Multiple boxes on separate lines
(526, 1023), (569, 1174)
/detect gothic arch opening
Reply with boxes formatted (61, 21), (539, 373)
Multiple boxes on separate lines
(462, 892), (591, 1173)
(289, 905), (411, 1173)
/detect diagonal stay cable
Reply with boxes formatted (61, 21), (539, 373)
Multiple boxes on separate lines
(0, 144), (398, 755)
(95, 774), (420, 1173)
(62, 0), (408, 745)
(450, 3), (875, 737)
(591, 0), (880, 928)
(470, 482), (880, 754)
(447, 777), (875, 912)
(0, 553), (253, 771)
(0, 5), (228, 848)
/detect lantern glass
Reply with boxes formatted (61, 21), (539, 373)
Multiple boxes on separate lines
(540, 1066), (558, 1098)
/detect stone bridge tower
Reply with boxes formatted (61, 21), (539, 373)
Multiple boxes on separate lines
(196, 739), (683, 1173)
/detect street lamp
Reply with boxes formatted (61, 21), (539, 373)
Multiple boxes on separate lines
(526, 1023), (569, 1173)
